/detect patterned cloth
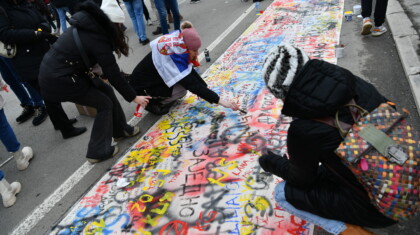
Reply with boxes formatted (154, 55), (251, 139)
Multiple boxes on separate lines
(150, 30), (192, 88)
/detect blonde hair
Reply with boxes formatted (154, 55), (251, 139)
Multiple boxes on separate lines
(181, 21), (193, 30)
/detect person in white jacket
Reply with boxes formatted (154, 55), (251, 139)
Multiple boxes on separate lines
(0, 77), (33, 207)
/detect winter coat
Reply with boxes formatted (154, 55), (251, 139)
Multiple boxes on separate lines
(259, 59), (397, 227)
(0, 1), (51, 82)
(38, 1), (136, 102)
(129, 52), (220, 104)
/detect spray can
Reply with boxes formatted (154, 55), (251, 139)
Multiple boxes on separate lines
(204, 49), (211, 62)
(255, 2), (260, 13)
(128, 104), (144, 126)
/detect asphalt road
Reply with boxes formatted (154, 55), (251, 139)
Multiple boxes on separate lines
(0, 0), (419, 234)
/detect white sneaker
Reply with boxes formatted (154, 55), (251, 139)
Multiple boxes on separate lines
(13, 146), (33, 171)
(360, 17), (372, 35)
(0, 178), (21, 208)
(372, 25), (387, 37)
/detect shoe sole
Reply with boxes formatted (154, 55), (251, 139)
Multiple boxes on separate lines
(87, 146), (119, 163)
(372, 29), (387, 37)
(114, 126), (141, 142)
(360, 24), (372, 35)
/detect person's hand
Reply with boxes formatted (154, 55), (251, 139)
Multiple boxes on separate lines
(133, 96), (151, 106)
(35, 31), (57, 43)
(219, 99), (240, 111)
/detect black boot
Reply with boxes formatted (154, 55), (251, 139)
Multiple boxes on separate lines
(54, 118), (78, 130)
(61, 126), (87, 139)
(32, 106), (48, 126)
(16, 105), (35, 123)
(152, 27), (162, 35)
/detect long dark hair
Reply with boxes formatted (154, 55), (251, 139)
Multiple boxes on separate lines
(113, 23), (129, 58)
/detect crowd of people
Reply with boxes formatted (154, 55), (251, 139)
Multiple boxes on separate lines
(0, 0), (239, 208)
(0, 1), (407, 235)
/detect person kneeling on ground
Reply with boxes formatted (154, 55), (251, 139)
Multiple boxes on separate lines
(129, 21), (239, 115)
(258, 44), (398, 235)
(39, 0), (151, 163)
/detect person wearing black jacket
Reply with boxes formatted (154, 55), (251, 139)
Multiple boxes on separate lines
(129, 21), (239, 115)
(0, 0), (84, 135)
(258, 44), (397, 235)
(39, 0), (150, 163)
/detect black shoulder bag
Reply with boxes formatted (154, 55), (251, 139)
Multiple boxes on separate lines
(72, 27), (104, 87)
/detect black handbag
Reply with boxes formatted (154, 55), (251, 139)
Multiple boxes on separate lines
(72, 27), (104, 88)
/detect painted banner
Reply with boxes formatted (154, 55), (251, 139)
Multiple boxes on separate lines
(52, 0), (343, 234)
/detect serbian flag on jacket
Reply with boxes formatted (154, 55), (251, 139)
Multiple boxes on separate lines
(150, 30), (193, 88)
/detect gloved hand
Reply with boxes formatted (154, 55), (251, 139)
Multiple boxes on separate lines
(35, 31), (58, 44)
(258, 150), (289, 176)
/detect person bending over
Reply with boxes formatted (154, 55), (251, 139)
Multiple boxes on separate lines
(129, 21), (239, 115)
(258, 44), (397, 235)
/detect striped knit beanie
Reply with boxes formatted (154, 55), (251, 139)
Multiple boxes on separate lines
(262, 44), (310, 99)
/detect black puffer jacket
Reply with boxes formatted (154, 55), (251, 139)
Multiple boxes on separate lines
(129, 52), (220, 104)
(259, 59), (396, 227)
(39, 1), (136, 102)
(0, 0), (51, 81)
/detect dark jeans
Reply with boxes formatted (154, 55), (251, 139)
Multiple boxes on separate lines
(0, 109), (20, 152)
(154, 0), (180, 34)
(0, 57), (44, 107)
(361, 0), (388, 26)
(67, 82), (132, 159)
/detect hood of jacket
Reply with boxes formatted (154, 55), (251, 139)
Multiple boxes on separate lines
(68, 1), (116, 39)
(281, 59), (356, 119)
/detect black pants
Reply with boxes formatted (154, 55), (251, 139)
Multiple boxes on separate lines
(27, 80), (74, 130)
(66, 82), (132, 159)
(361, 0), (388, 26)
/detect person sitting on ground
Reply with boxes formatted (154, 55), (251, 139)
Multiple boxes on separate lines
(129, 21), (240, 115)
(39, 0), (151, 163)
(258, 44), (397, 235)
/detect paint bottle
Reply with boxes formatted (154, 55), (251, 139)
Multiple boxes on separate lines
(128, 104), (144, 126)
(204, 49), (211, 62)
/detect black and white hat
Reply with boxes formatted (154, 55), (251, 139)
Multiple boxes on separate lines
(262, 44), (310, 99)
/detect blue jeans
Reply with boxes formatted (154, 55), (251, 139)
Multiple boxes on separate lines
(154, 0), (180, 34)
(0, 109), (20, 153)
(56, 7), (69, 32)
(124, 0), (147, 41)
(274, 182), (347, 235)
(0, 57), (43, 107)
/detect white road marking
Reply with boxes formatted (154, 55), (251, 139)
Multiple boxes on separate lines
(198, 4), (255, 62)
(10, 162), (94, 235)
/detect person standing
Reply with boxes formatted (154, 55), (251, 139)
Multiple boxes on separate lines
(153, 0), (180, 35)
(0, 78), (33, 207)
(0, 78), (33, 171)
(123, 0), (150, 45)
(39, 0), (151, 163)
(360, 0), (388, 36)
(0, 0), (87, 136)
(0, 57), (45, 124)
(51, 0), (70, 33)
